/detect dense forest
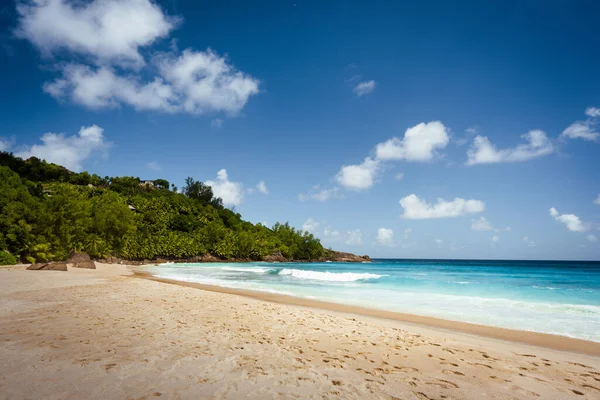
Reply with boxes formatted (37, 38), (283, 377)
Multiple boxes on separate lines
(0, 152), (328, 265)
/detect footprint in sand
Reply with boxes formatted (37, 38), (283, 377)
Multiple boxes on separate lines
(426, 379), (459, 389)
(442, 369), (465, 376)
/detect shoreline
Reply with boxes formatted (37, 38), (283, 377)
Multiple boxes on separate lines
(135, 270), (600, 357)
(2, 263), (599, 399)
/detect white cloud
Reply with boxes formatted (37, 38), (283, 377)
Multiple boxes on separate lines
(549, 207), (588, 232)
(399, 194), (485, 219)
(561, 122), (599, 141)
(206, 169), (243, 206)
(586, 107), (600, 117)
(353, 80), (376, 96)
(491, 236), (500, 247)
(256, 180), (268, 195)
(471, 216), (492, 231)
(435, 239), (443, 244)
(146, 160), (161, 171)
(155, 49), (259, 115)
(211, 118), (223, 129)
(324, 226), (340, 239)
(471, 216), (510, 232)
(302, 218), (319, 234)
(45, 49), (260, 115)
(375, 228), (394, 246)
(403, 228), (412, 240)
(17, 0), (259, 116)
(16, 0), (177, 67)
(335, 157), (380, 191)
(588, 234), (598, 242)
(15, 125), (110, 172)
(522, 236), (536, 247)
(560, 107), (600, 142)
(345, 229), (363, 245)
(298, 186), (341, 202)
(467, 130), (553, 165)
(0, 137), (14, 152)
(595, 194), (600, 205)
(375, 121), (450, 162)
(395, 172), (404, 180)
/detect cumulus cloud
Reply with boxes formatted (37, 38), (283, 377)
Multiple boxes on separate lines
(15, 125), (110, 171)
(146, 160), (161, 171)
(467, 130), (553, 165)
(561, 107), (600, 141)
(298, 186), (341, 202)
(335, 157), (380, 191)
(16, 0), (177, 67)
(403, 228), (412, 240)
(471, 216), (510, 232)
(302, 218), (319, 234)
(375, 228), (394, 246)
(395, 172), (404, 180)
(345, 229), (363, 245)
(17, 0), (259, 116)
(586, 107), (600, 117)
(44, 50), (259, 115)
(588, 234), (598, 242)
(491, 236), (500, 247)
(206, 169), (243, 206)
(561, 122), (599, 141)
(353, 80), (376, 96)
(324, 226), (340, 239)
(375, 121), (450, 162)
(471, 216), (492, 231)
(522, 236), (536, 247)
(549, 207), (588, 232)
(595, 194), (600, 205)
(256, 181), (268, 195)
(399, 194), (485, 219)
(0, 137), (14, 152)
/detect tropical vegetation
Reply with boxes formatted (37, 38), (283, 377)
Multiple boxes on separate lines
(0, 152), (326, 264)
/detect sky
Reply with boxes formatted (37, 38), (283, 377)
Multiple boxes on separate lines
(1, 0), (600, 260)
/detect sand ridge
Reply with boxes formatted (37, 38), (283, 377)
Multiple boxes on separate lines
(0, 264), (599, 399)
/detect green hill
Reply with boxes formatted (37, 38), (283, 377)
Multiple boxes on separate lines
(0, 152), (336, 265)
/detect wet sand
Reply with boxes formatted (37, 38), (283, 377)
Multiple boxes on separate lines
(1, 263), (599, 399)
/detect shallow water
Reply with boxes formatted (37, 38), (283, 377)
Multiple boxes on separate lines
(147, 259), (600, 342)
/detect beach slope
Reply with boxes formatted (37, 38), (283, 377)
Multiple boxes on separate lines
(1, 264), (599, 399)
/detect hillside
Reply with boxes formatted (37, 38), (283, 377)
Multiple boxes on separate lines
(0, 152), (369, 265)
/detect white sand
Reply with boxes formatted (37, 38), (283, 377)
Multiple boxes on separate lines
(0, 263), (599, 399)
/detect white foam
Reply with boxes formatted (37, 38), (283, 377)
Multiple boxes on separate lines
(220, 266), (273, 274)
(278, 269), (386, 282)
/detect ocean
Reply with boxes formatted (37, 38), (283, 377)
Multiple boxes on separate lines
(146, 259), (600, 342)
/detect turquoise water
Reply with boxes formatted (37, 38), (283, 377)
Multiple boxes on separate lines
(147, 259), (600, 342)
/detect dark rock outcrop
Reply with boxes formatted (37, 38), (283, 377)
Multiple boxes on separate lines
(75, 261), (96, 269)
(67, 251), (96, 269)
(324, 251), (371, 263)
(27, 262), (68, 271)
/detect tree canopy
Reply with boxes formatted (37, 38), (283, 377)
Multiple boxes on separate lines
(0, 152), (325, 264)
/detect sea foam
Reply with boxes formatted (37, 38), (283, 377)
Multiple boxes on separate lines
(278, 268), (385, 282)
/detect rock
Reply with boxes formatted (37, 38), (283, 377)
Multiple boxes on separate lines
(325, 251), (371, 263)
(263, 251), (287, 262)
(27, 262), (68, 271)
(75, 261), (96, 269)
(67, 250), (91, 264)
(67, 251), (96, 269)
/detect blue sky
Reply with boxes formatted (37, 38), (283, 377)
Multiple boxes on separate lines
(1, 0), (599, 260)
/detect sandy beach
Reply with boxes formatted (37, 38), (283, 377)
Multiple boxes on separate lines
(1, 263), (599, 399)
